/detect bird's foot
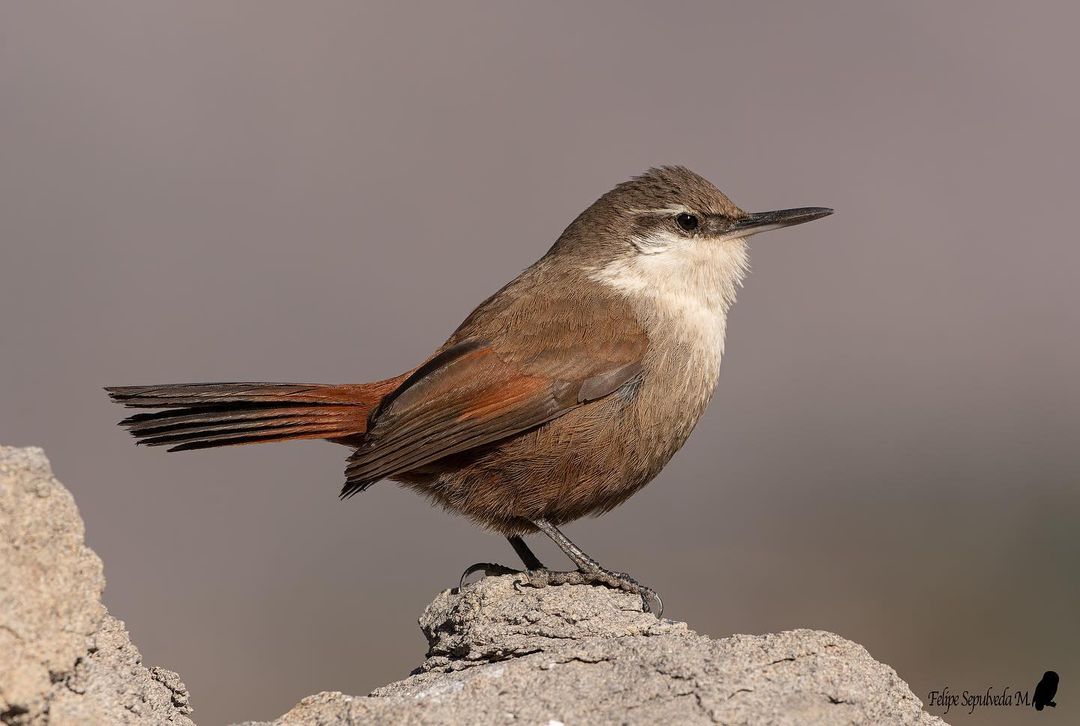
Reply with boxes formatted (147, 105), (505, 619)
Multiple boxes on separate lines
(457, 561), (663, 618)
(518, 567), (663, 618)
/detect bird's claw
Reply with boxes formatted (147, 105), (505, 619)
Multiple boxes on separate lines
(458, 562), (521, 591)
(458, 561), (663, 618)
(516, 567), (664, 618)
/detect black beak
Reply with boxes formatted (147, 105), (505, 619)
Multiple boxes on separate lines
(730, 207), (833, 236)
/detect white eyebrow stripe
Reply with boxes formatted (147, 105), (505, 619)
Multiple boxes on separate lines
(625, 205), (694, 216)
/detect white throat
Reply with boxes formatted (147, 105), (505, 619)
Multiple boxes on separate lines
(588, 233), (749, 382)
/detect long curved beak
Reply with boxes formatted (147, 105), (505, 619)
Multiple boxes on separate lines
(731, 207), (833, 237)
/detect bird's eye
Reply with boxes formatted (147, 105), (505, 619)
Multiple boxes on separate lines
(676, 213), (699, 232)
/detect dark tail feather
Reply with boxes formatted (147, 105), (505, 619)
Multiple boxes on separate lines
(107, 378), (407, 452)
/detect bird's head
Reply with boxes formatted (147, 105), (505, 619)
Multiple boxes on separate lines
(551, 166), (832, 317)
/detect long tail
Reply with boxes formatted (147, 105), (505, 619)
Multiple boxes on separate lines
(106, 376), (408, 452)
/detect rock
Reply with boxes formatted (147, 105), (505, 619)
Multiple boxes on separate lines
(243, 576), (946, 725)
(0, 446), (193, 726)
(1, 444), (944, 725)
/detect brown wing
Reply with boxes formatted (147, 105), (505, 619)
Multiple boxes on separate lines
(341, 285), (647, 497)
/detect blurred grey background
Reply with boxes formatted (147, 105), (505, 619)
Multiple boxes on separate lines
(2, 2), (1077, 724)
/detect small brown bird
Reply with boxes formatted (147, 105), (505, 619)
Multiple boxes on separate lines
(107, 167), (831, 615)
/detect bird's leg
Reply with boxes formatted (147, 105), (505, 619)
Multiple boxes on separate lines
(458, 527), (663, 619)
(458, 535), (546, 590)
(508, 534), (546, 570)
(524, 518), (663, 617)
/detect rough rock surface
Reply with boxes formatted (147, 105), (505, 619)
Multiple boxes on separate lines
(243, 576), (945, 725)
(0, 446), (193, 725)
(1, 444), (944, 725)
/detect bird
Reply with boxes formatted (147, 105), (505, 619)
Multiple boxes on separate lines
(1033, 670), (1058, 710)
(107, 166), (832, 616)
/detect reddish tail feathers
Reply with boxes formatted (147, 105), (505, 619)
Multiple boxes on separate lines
(106, 376), (408, 451)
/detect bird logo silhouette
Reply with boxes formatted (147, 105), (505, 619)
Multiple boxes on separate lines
(1033, 670), (1059, 711)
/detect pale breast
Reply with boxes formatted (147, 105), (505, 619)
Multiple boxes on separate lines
(587, 234), (749, 425)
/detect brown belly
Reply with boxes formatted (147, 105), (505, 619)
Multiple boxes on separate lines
(394, 380), (698, 535)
